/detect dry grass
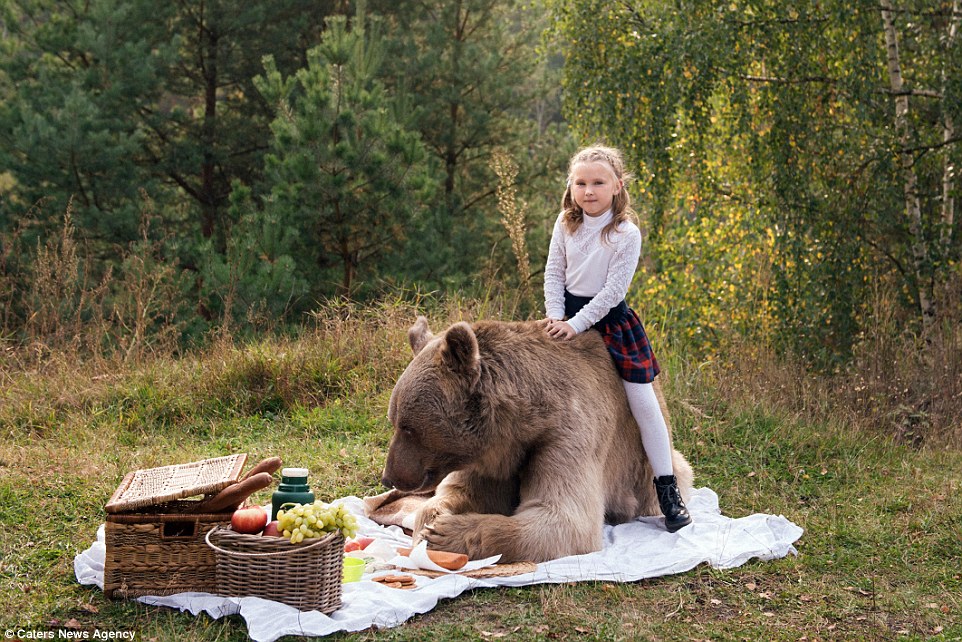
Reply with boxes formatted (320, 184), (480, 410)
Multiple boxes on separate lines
(491, 148), (534, 309)
(682, 304), (962, 450)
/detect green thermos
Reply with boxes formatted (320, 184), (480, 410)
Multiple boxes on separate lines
(271, 467), (315, 520)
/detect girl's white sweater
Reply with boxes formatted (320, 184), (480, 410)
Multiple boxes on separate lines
(543, 209), (642, 334)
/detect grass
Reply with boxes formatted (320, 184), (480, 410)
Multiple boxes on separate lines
(1, 304), (960, 641)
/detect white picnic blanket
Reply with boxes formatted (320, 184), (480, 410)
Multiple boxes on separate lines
(74, 488), (803, 642)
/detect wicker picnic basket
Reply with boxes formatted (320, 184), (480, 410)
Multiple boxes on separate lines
(102, 454), (248, 598)
(205, 527), (345, 613)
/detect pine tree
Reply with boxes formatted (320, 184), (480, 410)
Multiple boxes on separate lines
(381, 0), (566, 285)
(139, 0), (331, 252)
(0, 0), (337, 325)
(245, 8), (434, 299)
(0, 0), (173, 247)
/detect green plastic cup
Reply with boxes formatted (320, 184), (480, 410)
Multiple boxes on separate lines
(342, 556), (365, 583)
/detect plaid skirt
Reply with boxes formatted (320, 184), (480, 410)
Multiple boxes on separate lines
(564, 291), (660, 384)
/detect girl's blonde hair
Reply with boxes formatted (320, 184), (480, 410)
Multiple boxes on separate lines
(561, 144), (637, 242)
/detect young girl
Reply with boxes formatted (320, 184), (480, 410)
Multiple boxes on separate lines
(542, 144), (691, 532)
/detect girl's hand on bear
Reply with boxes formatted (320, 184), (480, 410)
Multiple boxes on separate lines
(545, 319), (576, 341)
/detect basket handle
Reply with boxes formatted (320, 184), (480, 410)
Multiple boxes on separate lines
(204, 527), (340, 558)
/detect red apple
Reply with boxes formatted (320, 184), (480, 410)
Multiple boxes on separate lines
(231, 505), (269, 534)
(344, 536), (375, 552)
(356, 536), (375, 550)
(263, 520), (281, 537)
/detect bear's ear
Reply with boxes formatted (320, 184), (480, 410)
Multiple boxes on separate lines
(408, 316), (434, 355)
(438, 322), (480, 387)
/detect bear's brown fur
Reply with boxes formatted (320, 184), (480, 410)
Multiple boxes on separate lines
(382, 316), (694, 563)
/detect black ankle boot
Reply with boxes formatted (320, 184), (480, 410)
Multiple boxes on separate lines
(654, 475), (692, 532)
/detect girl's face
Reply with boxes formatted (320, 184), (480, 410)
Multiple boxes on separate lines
(569, 161), (622, 217)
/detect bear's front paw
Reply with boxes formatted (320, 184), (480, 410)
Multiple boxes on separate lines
(411, 496), (453, 542)
(423, 513), (524, 561)
(420, 513), (477, 557)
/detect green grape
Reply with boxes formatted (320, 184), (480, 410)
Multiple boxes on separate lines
(274, 501), (358, 542)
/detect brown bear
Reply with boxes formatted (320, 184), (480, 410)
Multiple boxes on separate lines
(381, 316), (694, 563)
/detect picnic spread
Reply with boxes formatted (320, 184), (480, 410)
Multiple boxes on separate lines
(75, 455), (804, 641)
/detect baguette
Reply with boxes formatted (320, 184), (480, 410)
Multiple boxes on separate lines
(243, 456), (283, 480)
(193, 472), (274, 513)
(397, 546), (468, 571)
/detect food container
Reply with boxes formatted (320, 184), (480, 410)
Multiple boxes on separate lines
(270, 467), (315, 520)
(205, 527), (345, 613)
(102, 454), (248, 598)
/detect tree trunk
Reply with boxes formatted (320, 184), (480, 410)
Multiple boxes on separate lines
(880, 0), (937, 336)
(201, 23), (219, 242)
(940, 0), (960, 257)
(443, 0), (464, 207)
(342, 256), (355, 295)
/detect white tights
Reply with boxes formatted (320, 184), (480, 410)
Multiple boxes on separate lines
(622, 380), (674, 478)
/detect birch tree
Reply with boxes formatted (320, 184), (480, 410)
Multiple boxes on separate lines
(549, 0), (961, 361)
(880, 0), (960, 338)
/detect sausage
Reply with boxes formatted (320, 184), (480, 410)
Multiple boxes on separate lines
(193, 472), (274, 513)
(397, 546), (469, 571)
(243, 456), (283, 480)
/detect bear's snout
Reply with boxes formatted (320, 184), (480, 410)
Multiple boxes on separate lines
(381, 467), (431, 493)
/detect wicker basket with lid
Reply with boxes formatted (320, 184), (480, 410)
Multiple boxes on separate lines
(102, 454), (248, 599)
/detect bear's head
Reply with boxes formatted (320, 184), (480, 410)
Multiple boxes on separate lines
(381, 316), (484, 493)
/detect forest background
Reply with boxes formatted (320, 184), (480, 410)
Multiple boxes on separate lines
(1, 0), (960, 445)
